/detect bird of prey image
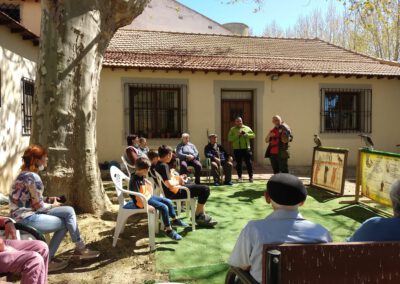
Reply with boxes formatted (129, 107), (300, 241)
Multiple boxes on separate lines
(358, 134), (374, 150)
(314, 134), (322, 147)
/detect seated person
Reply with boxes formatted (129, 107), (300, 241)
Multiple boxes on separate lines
(125, 134), (140, 166)
(155, 145), (217, 227)
(204, 134), (233, 186)
(348, 180), (400, 242)
(0, 215), (49, 284)
(9, 145), (99, 272)
(137, 137), (149, 158)
(129, 157), (189, 240)
(228, 173), (332, 283)
(176, 133), (202, 184)
(147, 150), (160, 181)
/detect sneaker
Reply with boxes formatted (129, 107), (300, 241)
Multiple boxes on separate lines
(213, 182), (221, 186)
(73, 247), (100, 260)
(195, 213), (218, 227)
(171, 219), (189, 227)
(48, 258), (69, 272)
(165, 230), (182, 240)
(249, 178), (254, 183)
(237, 178), (243, 183)
(224, 181), (233, 186)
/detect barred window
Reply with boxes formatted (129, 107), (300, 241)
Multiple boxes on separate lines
(320, 88), (372, 133)
(21, 78), (34, 136)
(128, 84), (187, 138)
(0, 4), (20, 22)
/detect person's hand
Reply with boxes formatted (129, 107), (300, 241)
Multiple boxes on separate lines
(214, 158), (221, 164)
(4, 245), (16, 252)
(148, 205), (156, 214)
(269, 131), (275, 137)
(4, 221), (17, 240)
(187, 155), (194, 161)
(51, 199), (61, 208)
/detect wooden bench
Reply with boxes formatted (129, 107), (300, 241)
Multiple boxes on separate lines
(225, 242), (400, 284)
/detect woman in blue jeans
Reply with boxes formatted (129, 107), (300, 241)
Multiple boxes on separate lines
(9, 145), (99, 272)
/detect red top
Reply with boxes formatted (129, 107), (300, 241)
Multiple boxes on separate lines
(269, 127), (281, 155)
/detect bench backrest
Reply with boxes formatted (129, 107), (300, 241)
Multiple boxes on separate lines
(262, 242), (400, 284)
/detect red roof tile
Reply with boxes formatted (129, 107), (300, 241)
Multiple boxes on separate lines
(104, 29), (400, 77)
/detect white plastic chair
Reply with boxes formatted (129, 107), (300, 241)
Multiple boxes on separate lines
(121, 155), (135, 178)
(110, 166), (156, 250)
(153, 171), (196, 231)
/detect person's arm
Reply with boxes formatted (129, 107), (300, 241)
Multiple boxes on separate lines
(228, 223), (253, 271)
(204, 145), (213, 159)
(228, 127), (240, 143)
(0, 216), (17, 240)
(176, 144), (187, 161)
(156, 164), (180, 193)
(244, 127), (255, 139)
(192, 144), (199, 160)
(126, 147), (138, 165)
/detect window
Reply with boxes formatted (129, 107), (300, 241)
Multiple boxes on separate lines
(320, 88), (372, 133)
(21, 78), (34, 136)
(0, 4), (20, 22)
(128, 84), (187, 138)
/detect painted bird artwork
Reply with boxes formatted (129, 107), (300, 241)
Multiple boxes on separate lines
(314, 134), (322, 147)
(358, 134), (374, 150)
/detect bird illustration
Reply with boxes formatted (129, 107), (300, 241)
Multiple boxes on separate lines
(358, 134), (374, 150)
(314, 134), (322, 147)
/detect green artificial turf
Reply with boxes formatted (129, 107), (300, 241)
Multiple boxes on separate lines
(154, 181), (391, 283)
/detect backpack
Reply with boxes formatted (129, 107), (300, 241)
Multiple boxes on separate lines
(281, 122), (293, 142)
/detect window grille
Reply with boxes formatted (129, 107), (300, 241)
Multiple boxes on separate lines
(21, 78), (34, 136)
(128, 84), (187, 138)
(0, 4), (20, 22)
(320, 88), (372, 133)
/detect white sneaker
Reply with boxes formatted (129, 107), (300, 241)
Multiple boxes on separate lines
(237, 178), (243, 183)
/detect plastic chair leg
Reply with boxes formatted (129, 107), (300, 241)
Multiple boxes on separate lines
(148, 213), (156, 251)
(113, 213), (126, 247)
(190, 199), (196, 231)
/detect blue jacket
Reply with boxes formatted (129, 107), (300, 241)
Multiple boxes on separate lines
(176, 142), (199, 161)
(204, 143), (229, 162)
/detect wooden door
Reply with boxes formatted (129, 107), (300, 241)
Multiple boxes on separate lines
(221, 100), (253, 156)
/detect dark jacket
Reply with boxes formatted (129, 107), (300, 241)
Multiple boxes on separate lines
(204, 143), (230, 162)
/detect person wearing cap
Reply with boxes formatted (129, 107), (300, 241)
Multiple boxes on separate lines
(348, 180), (400, 242)
(228, 174), (332, 283)
(204, 134), (233, 186)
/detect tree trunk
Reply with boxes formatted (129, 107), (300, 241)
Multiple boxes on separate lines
(31, 0), (149, 215)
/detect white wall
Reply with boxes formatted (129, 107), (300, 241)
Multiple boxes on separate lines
(0, 26), (38, 194)
(97, 68), (400, 168)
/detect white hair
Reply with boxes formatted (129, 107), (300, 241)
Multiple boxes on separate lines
(181, 133), (190, 138)
(270, 200), (300, 210)
(390, 180), (400, 217)
(272, 115), (282, 124)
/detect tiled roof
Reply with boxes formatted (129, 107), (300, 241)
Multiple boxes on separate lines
(104, 29), (400, 78)
(0, 11), (39, 46)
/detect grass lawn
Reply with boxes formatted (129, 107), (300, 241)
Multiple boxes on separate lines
(154, 181), (391, 283)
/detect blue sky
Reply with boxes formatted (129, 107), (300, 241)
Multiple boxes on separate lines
(178, 0), (344, 36)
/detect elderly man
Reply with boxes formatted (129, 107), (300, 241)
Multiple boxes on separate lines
(0, 216), (49, 284)
(204, 134), (233, 186)
(228, 117), (255, 182)
(348, 180), (400, 241)
(228, 174), (332, 283)
(176, 133), (202, 184)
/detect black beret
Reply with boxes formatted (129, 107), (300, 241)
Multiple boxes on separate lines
(267, 173), (307, 206)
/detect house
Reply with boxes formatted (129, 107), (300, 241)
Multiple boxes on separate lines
(0, 10), (39, 194)
(1, 0), (400, 194)
(98, 29), (400, 169)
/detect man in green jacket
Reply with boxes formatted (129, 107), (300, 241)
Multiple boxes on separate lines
(228, 117), (255, 182)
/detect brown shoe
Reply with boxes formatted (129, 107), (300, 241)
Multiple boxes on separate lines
(48, 258), (69, 272)
(73, 248), (100, 260)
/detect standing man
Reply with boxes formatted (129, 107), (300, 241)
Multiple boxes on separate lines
(265, 115), (292, 174)
(204, 134), (233, 186)
(228, 117), (255, 182)
(176, 133), (202, 184)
